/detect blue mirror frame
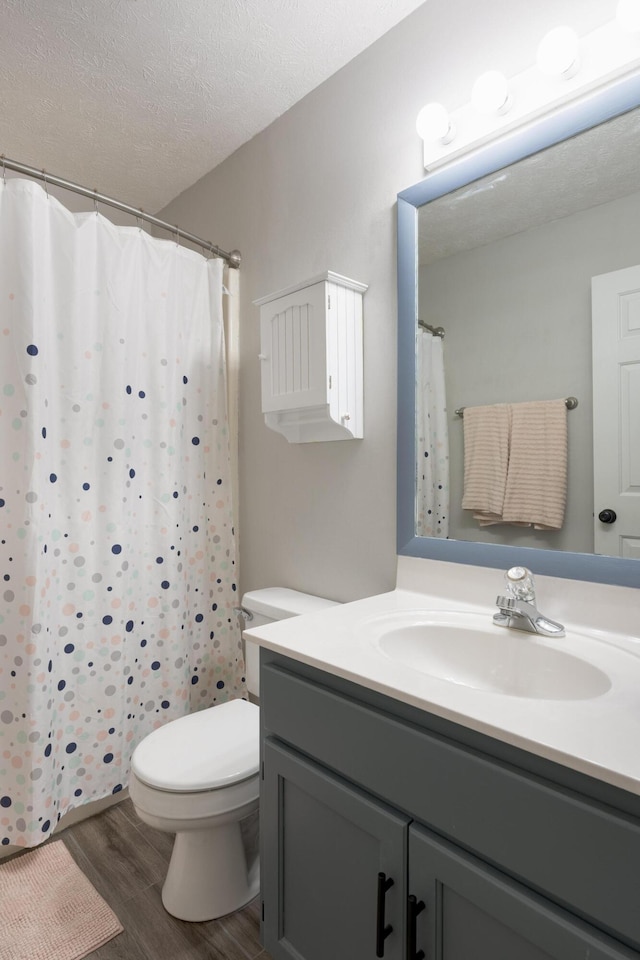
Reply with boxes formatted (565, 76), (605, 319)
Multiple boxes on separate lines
(397, 72), (640, 588)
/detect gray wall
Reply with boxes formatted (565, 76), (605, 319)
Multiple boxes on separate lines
(420, 188), (640, 554)
(159, 0), (618, 603)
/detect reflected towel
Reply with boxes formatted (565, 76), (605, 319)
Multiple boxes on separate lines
(461, 403), (511, 523)
(502, 399), (567, 530)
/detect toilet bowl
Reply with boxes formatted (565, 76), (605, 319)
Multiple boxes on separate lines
(129, 587), (338, 922)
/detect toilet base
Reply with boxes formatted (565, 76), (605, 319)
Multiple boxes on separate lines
(162, 820), (260, 922)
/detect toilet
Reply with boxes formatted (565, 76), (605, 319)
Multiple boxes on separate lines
(129, 587), (338, 922)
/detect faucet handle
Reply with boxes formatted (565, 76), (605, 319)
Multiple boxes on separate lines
(505, 566), (536, 601)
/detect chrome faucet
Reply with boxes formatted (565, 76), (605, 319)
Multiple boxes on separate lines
(493, 567), (565, 638)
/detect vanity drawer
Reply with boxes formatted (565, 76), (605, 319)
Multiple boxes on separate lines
(261, 661), (640, 949)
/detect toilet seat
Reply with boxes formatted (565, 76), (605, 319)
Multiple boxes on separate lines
(131, 698), (259, 792)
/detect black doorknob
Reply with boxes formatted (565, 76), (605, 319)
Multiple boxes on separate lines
(598, 509), (617, 524)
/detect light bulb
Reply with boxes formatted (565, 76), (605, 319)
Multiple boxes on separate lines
(416, 102), (456, 144)
(616, 0), (640, 32)
(471, 71), (512, 115)
(536, 26), (581, 79)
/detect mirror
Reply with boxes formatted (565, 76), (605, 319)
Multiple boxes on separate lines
(397, 74), (640, 587)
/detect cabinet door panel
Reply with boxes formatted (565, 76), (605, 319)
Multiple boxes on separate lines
(409, 824), (638, 960)
(259, 283), (327, 412)
(262, 738), (408, 960)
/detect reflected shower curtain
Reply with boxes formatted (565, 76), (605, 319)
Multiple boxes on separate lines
(0, 179), (245, 848)
(416, 330), (450, 537)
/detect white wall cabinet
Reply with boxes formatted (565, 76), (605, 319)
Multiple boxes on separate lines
(254, 272), (367, 442)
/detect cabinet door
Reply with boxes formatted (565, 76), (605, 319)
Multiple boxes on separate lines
(408, 824), (638, 960)
(259, 282), (327, 413)
(262, 739), (408, 960)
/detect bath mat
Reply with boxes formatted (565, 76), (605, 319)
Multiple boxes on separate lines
(0, 839), (123, 960)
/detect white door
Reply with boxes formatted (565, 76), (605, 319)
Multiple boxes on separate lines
(591, 265), (640, 558)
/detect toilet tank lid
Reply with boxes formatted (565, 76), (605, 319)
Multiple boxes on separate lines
(241, 587), (339, 620)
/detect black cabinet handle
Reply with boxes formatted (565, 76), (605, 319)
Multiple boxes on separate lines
(598, 509), (617, 524)
(376, 871), (394, 957)
(408, 894), (426, 960)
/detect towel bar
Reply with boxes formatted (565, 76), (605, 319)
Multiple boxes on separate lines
(454, 396), (578, 418)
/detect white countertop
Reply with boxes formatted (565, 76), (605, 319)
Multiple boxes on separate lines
(244, 558), (640, 796)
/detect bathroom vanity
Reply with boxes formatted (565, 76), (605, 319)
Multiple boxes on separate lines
(246, 561), (640, 960)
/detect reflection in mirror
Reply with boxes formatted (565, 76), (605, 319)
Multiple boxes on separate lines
(397, 76), (640, 587)
(416, 320), (449, 538)
(417, 107), (640, 559)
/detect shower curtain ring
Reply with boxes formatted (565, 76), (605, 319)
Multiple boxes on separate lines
(137, 208), (144, 233)
(175, 226), (180, 247)
(42, 169), (49, 198)
(1, 156), (6, 185)
(93, 189), (99, 215)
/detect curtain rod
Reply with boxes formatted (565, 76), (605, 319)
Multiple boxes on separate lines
(0, 154), (241, 269)
(418, 319), (445, 338)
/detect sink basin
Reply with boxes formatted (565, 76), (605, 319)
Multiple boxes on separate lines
(366, 611), (612, 700)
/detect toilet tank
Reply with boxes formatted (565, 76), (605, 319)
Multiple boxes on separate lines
(240, 587), (339, 697)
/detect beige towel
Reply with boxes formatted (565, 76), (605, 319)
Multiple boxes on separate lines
(461, 399), (568, 530)
(461, 404), (511, 523)
(502, 399), (567, 530)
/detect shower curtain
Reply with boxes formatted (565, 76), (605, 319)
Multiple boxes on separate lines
(416, 329), (450, 537)
(0, 178), (245, 848)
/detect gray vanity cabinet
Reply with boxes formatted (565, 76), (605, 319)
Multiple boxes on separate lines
(260, 653), (640, 960)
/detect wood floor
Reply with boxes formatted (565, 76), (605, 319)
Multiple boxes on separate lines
(35, 798), (271, 960)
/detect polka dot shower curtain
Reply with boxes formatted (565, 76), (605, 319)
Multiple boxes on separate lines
(416, 329), (450, 538)
(0, 179), (245, 849)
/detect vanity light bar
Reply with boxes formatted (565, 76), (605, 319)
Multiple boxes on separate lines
(418, 18), (640, 170)
(454, 397), (579, 418)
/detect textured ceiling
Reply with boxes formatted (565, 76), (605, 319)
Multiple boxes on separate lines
(0, 0), (427, 212)
(419, 106), (640, 264)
